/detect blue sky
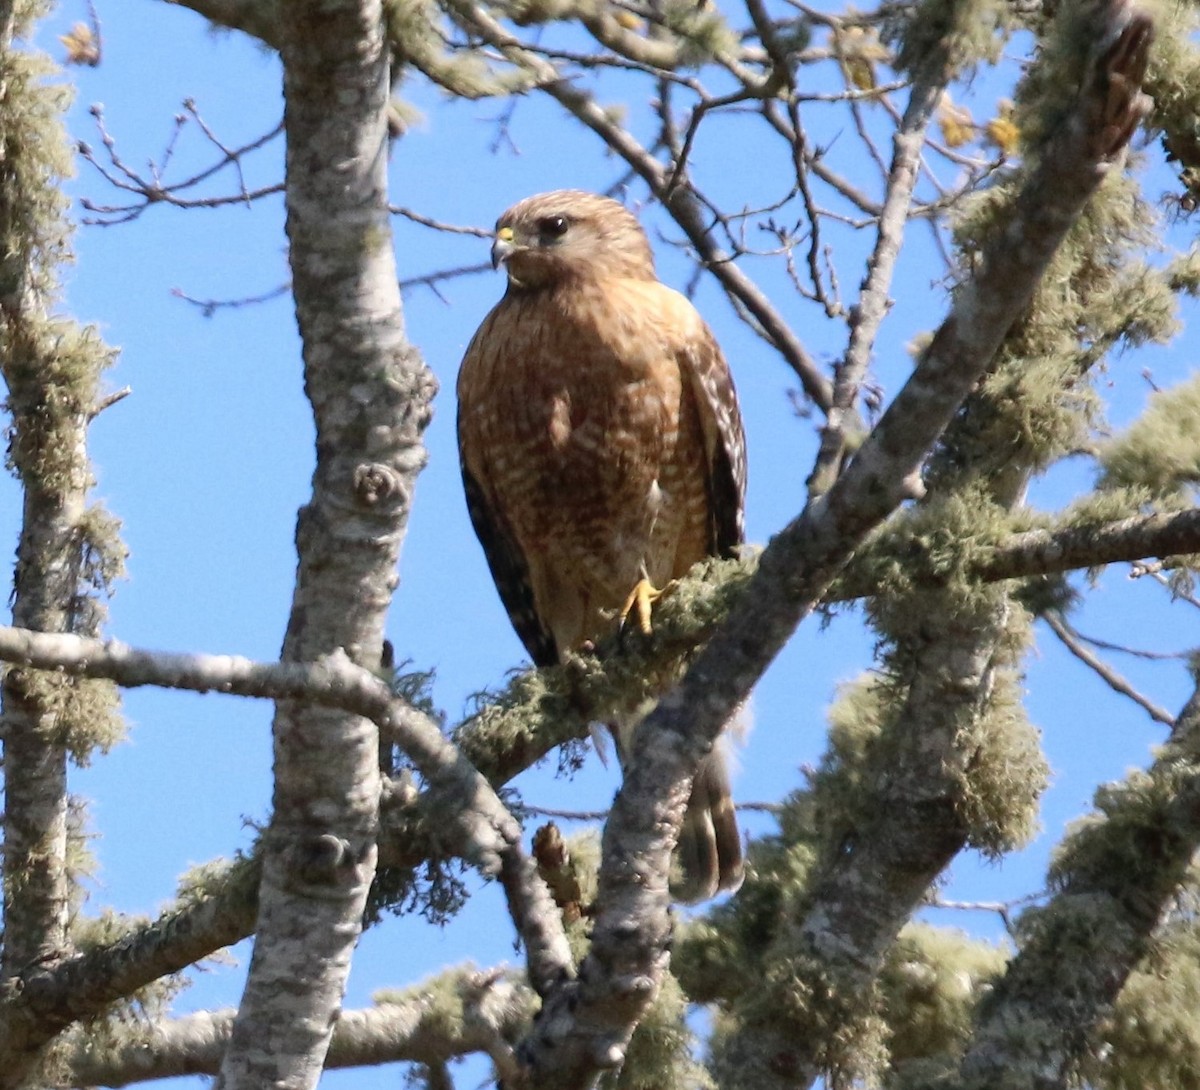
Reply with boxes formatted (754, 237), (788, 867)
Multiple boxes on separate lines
(6, 2), (1198, 1086)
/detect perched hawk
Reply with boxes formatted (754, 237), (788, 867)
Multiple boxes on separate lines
(457, 190), (747, 903)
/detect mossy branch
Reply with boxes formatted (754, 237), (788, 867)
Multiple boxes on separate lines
(958, 679), (1200, 1088)
(50, 965), (535, 1087)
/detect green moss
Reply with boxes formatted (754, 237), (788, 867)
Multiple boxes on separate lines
(4, 669), (124, 765)
(1100, 375), (1200, 501)
(882, 923), (1009, 1070)
(373, 963), (536, 1073)
(858, 488), (1042, 609)
(709, 943), (890, 1090)
(1097, 918), (1200, 1090)
(956, 665), (1046, 859)
(998, 892), (1138, 1015)
(938, 169), (1166, 498)
(77, 502), (127, 597)
(1048, 761), (1200, 904)
(884, 0), (1012, 79)
(610, 972), (713, 1090)
(657, 0), (739, 67)
(1166, 248), (1200, 296)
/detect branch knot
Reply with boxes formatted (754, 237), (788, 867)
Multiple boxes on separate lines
(353, 462), (404, 507)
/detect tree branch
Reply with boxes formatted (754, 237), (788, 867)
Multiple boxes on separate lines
(807, 59), (947, 498)
(0, 859), (259, 1076)
(53, 965), (535, 1087)
(213, 1), (434, 1084)
(0, 632), (573, 1013)
(958, 678), (1200, 1089)
(1043, 609), (1176, 726)
(0, 494), (1186, 1070)
(514, 5), (1155, 1084)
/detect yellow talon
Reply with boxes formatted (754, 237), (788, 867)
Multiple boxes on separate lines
(618, 576), (675, 636)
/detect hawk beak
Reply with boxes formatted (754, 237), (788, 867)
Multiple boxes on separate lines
(491, 226), (515, 270)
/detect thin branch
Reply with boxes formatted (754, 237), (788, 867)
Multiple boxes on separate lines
(172, 283), (291, 316)
(390, 206), (492, 237)
(1060, 626), (1190, 661)
(523, 799), (783, 822)
(807, 61), (948, 500)
(745, 0), (839, 317)
(1043, 610), (1176, 726)
(88, 386), (132, 420)
(77, 103), (284, 225)
(399, 261), (493, 301)
(525, 806), (612, 822)
(925, 891), (1046, 936)
(1133, 562), (1200, 610)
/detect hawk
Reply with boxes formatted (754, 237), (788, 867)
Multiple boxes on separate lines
(457, 190), (747, 903)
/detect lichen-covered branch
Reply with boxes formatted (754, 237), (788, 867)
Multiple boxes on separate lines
(0, 858), (258, 1083)
(514, 6), (1154, 1085)
(0, 8), (124, 1088)
(52, 965), (535, 1087)
(0, 628), (574, 1059)
(957, 680), (1200, 1089)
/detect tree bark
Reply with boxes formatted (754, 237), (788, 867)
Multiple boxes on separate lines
(214, 0), (436, 1085)
(0, 10), (121, 1086)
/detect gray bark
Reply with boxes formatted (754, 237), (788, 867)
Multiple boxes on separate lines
(214, 0), (436, 1085)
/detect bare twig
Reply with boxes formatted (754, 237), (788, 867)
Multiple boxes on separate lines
(77, 103), (283, 224)
(88, 386), (132, 419)
(1062, 626), (1190, 661)
(1043, 610), (1176, 726)
(807, 64), (947, 501)
(1132, 563), (1200, 610)
(172, 283), (291, 316)
(399, 261), (493, 301)
(390, 206), (493, 236)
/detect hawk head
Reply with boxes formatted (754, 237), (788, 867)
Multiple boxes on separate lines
(491, 190), (656, 290)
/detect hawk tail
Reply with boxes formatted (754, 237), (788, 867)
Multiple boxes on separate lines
(672, 748), (743, 904)
(609, 715), (744, 904)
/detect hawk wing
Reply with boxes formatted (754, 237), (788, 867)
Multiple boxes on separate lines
(456, 307), (561, 670)
(683, 324), (747, 558)
(641, 281), (746, 559)
(459, 460), (560, 670)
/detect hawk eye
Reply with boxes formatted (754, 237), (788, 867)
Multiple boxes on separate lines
(538, 215), (570, 240)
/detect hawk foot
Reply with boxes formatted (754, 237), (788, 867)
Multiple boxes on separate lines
(618, 577), (677, 636)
